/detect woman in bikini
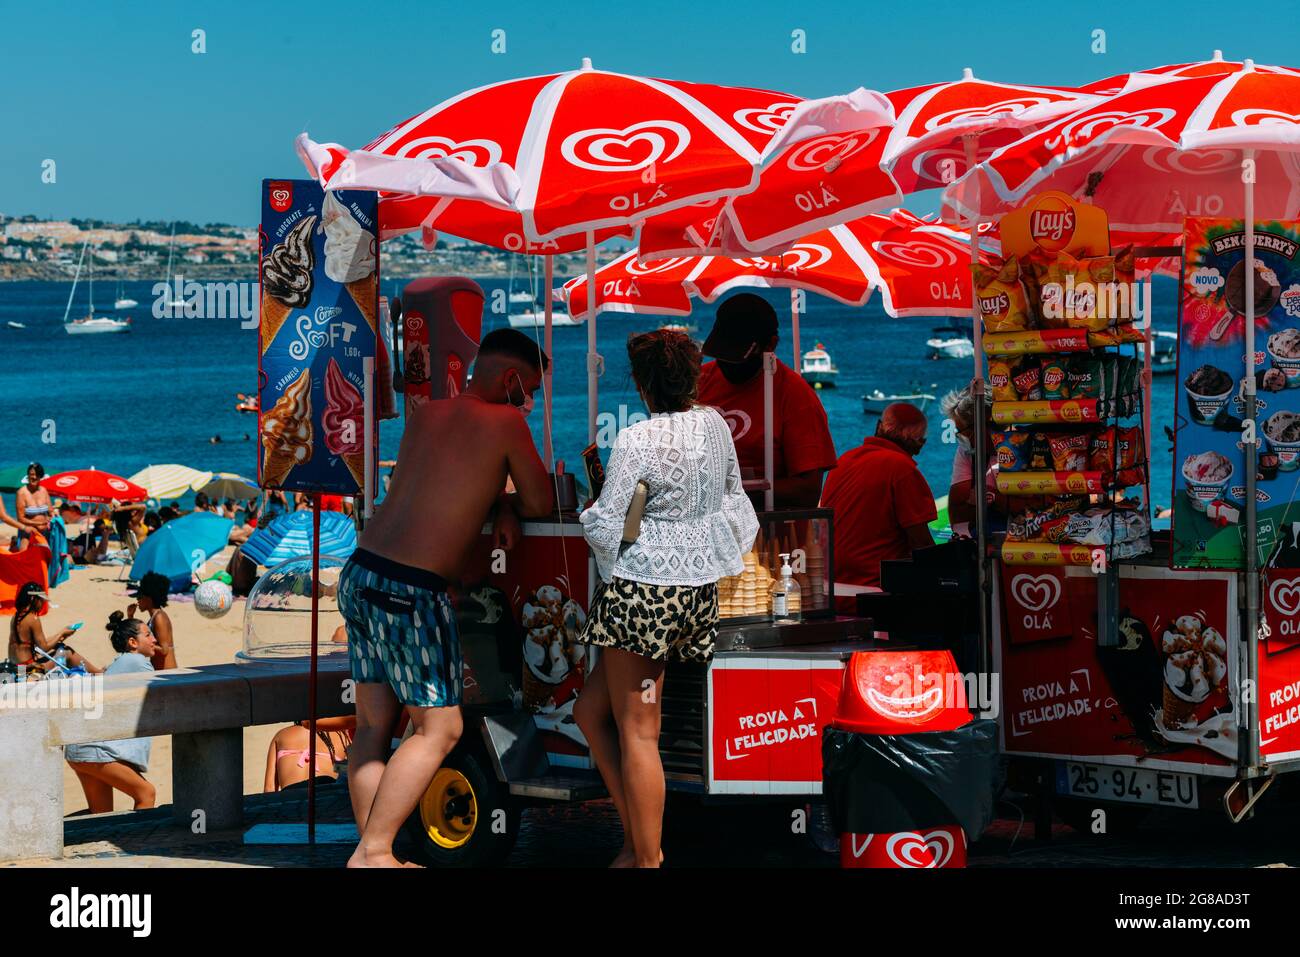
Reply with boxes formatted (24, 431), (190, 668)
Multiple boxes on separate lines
(6, 582), (101, 676)
(14, 463), (52, 552)
(125, 572), (177, 670)
(262, 716), (355, 792)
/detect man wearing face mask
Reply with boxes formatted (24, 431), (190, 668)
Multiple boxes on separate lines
(820, 403), (936, 592)
(940, 386), (1002, 538)
(697, 294), (837, 509)
(338, 328), (552, 868)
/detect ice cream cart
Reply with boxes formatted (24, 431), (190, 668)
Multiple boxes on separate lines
(403, 506), (876, 866)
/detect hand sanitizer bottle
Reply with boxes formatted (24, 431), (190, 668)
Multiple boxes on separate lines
(771, 552), (802, 623)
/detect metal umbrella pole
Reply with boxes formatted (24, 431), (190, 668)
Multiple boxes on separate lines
(964, 133), (991, 683)
(585, 232), (600, 444)
(1242, 147), (1260, 773)
(790, 288), (802, 368)
(544, 254), (555, 469)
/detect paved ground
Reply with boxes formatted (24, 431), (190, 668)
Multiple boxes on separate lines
(9, 777), (1300, 868)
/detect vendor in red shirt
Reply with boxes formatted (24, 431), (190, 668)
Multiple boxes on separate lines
(821, 403), (936, 590)
(698, 294), (837, 508)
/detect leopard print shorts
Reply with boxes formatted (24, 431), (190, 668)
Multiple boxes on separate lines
(581, 577), (719, 663)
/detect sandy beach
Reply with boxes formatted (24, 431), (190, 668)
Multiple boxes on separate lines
(35, 540), (343, 816)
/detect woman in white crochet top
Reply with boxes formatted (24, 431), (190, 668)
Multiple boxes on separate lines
(575, 329), (759, 867)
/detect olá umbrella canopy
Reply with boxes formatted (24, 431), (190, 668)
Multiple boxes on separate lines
(129, 511), (234, 584)
(943, 66), (1300, 232)
(42, 469), (147, 504)
(128, 464), (214, 501)
(197, 473), (261, 501)
(564, 209), (986, 319)
(241, 510), (357, 567)
(298, 59), (892, 247)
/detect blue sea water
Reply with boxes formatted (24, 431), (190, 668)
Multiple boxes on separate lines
(0, 277), (1181, 513)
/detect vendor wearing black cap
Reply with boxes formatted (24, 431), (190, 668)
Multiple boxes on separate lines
(698, 293), (837, 508)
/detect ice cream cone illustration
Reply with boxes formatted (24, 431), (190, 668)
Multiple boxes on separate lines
(323, 358), (366, 493)
(320, 192), (378, 332)
(1161, 650), (1208, 730)
(260, 368), (313, 486)
(347, 276), (378, 334)
(260, 215), (316, 355)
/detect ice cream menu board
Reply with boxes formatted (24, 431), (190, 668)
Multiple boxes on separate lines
(1171, 217), (1300, 568)
(258, 179), (379, 495)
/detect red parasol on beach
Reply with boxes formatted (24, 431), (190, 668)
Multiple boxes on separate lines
(942, 67), (1300, 232)
(1071, 50), (1300, 97)
(881, 69), (1096, 195)
(41, 469), (147, 505)
(296, 59), (882, 245)
(563, 209), (986, 319)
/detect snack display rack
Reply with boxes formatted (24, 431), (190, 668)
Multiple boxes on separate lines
(974, 194), (1154, 571)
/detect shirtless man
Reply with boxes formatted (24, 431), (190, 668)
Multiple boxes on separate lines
(338, 328), (552, 868)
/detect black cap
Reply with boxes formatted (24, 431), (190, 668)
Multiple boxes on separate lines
(702, 293), (779, 362)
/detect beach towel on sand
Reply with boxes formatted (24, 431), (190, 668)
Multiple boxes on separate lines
(0, 533), (51, 615)
(45, 516), (70, 589)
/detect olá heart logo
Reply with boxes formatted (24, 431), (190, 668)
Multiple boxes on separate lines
(268, 181), (293, 213)
(885, 829), (957, 868)
(561, 121), (691, 172)
(1270, 577), (1300, 617)
(1011, 573), (1061, 613)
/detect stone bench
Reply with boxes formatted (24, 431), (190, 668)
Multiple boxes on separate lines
(0, 657), (352, 862)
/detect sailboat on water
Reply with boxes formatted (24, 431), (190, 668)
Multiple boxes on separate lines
(64, 243), (130, 335)
(505, 253), (576, 329)
(162, 223), (185, 316)
(113, 277), (138, 310)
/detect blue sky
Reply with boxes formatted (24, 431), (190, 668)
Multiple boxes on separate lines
(3, 0), (1296, 225)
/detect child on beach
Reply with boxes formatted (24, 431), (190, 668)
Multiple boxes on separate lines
(65, 613), (159, 812)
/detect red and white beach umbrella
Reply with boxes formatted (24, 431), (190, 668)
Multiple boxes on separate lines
(1072, 50), (1300, 97)
(564, 209), (985, 319)
(881, 69), (1097, 194)
(42, 469), (147, 505)
(298, 60), (889, 246)
(943, 66), (1300, 232)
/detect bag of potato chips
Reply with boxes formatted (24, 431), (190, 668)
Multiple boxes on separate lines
(989, 356), (1017, 402)
(973, 258), (1032, 333)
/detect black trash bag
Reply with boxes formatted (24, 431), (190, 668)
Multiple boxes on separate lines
(822, 719), (999, 838)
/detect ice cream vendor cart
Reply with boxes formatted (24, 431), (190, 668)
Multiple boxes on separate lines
(403, 506), (876, 867)
(981, 200), (1300, 836)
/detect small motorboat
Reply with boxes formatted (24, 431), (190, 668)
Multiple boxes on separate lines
(925, 324), (975, 360)
(6, 321), (25, 330)
(508, 308), (579, 329)
(1152, 329), (1177, 375)
(65, 315), (131, 335)
(660, 322), (697, 334)
(800, 343), (838, 388)
(862, 386), (937, 415)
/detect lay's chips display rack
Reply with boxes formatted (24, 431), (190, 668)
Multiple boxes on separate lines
(976, 192), (1153, 572)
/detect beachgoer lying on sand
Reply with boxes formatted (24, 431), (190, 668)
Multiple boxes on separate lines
(65, 615), (159, 812)
(227, 503), (259, 546)
(125, 572), (177, 670)
(69, 519), (111, 565)
(263, 716), (355, 792)
(5, 582), (101, 676)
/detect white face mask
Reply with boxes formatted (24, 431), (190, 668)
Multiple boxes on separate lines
(507, 372), (533, 417)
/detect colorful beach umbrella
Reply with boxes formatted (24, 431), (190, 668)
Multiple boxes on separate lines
(299, 60), (773, 244)
(0, 465), (29, 493)
(41, 469), (146, 505)
(1072, 50), (1300, 97)
(943, 66), (1300, 232)
(240, 510), (357, 567)
(564, 210), (986, 319)
(880, 69), (1097, 195)
(197, 473), (261, 501)
(129, 511), (234, 584)
(128, 464), (214, 501)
